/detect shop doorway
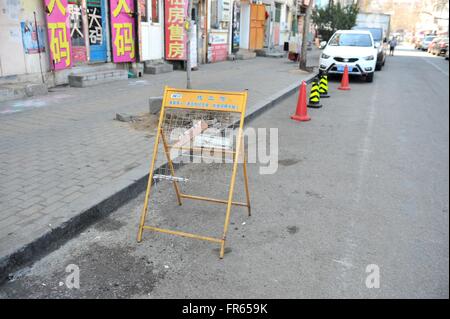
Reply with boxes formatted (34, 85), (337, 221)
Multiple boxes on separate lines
(87, 0), (107, 62)
(141, 0), (164, 61)
(194, 0), (207, 64)
(68, 0), (88, 63)
(249, 4), (265, 50)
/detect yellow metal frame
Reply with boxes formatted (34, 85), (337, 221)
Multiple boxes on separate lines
(137, 86), (251, 258)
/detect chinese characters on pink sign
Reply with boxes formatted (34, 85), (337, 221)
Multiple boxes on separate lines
(44, 0), (72, 70)
(110, 0), (136, 63)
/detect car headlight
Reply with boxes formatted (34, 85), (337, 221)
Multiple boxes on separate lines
(321, 53), (330, 59)
(364, 55), (375, 60)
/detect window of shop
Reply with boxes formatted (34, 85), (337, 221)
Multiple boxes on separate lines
(68, 0), (85, 47)
(275, 3), (281, 23)
(211, 0), (219, 28)
(151, 0), (159, 23)
(139, 0), (148, 22)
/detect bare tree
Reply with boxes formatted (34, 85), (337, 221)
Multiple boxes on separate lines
(433, 0), (449, 12)
(433, 0), (449, 37)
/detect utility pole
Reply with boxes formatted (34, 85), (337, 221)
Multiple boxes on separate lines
(186, 0), (193, 89)
(299, 1), (312, 71)
(33, 11), (45, 84)
(268, 2), (274, 53)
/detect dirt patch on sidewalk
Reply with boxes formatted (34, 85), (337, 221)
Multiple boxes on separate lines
(130, 113), (159, 132)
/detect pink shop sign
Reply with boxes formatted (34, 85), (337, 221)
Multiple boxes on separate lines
(110, 0), (136, 63)
(44, 0), (72, 70)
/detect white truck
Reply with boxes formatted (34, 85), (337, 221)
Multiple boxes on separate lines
(352, 12), (391, 71)
(355, 12), (391, 41)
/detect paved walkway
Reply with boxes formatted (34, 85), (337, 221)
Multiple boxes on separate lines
(0, 52), (319, 268)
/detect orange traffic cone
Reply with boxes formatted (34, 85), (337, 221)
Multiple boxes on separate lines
(338, 65), (351, 90)
(291, 81), (311, 122)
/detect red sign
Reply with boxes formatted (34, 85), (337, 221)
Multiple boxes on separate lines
(164, 0), (188, 60)
(210, 44), (228, 63)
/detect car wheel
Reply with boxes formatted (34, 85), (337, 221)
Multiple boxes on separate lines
(365, 73), (374, 83)
(375, 63), (382, 71)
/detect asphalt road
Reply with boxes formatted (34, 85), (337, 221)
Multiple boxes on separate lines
(0, 46), (448, 298)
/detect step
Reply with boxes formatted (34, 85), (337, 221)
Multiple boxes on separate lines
(70, 62), (118, 75)
(235, 50), (256, 60)
(255, 49), (285, 58)
(0, 82), (48, 103)
(144, 62), (173, 75)
(68, 69), (128, 88)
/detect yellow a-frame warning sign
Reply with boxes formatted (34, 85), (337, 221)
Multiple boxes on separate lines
(137, 86), (251, 258)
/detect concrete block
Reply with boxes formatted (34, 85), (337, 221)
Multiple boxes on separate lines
(0, 82), (47, 102)
(149, 97), (163, 114)
(265, 52), (285, 58)
(255, 49), (284, 58)
(24, 84), (48, 97)
(116, 113), (138, 122)
(235, 50), (256, 60)
(144, 62), (173, 74)
(68, 70), (128, 87)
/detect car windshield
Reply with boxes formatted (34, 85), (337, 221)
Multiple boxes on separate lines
(329, 33), (373, 47)
(425, 36), (436, 41)
(352, 28), (382, 41)
(371, 29), (382, 41)
(366, 29), (382, 41)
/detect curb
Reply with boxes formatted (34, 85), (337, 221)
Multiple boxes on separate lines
(0, 72), (317, 284)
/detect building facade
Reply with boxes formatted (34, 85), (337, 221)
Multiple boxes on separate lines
(0, 0), (298, 89)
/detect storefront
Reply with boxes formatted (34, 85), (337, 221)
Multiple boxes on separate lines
(44, 0), (138, 69)
(208, 0), (231, 62)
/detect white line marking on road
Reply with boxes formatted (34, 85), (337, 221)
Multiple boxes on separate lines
(336, 80), (379, 290)
(355, 80), (378, 204)
(421, 57), (449, 77)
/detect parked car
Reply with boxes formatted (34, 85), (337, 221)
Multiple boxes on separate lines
(421, 35), (437, 50)
(430, 37), (449, 56)
(319, 30), (377, 83)
(351, 26), (386, 71)
(428, 37), (442, 53)
(414, 37), (423, 49)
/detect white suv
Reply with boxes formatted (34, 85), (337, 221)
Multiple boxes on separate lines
(319, 30), (378, 82)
